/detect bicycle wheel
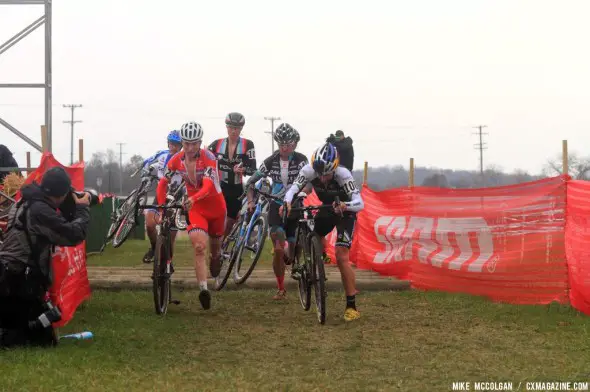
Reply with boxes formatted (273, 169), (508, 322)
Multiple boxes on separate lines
(106, 190), (137, 241)
(111, 192), (139, 248)
(234, 215), (268, 285)
(153, 233), (171, 315)
(213, 220), (241, 291)
(296, 228), (312, 311)
(310, 233), (327, 324)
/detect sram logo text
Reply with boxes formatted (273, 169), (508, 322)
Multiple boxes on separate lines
(373, 216), (496, 272)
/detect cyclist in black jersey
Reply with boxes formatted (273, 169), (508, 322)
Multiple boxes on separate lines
(245, 123), (311, 300)
(207, 112), (256, 238)
(283, 142), (364, 322)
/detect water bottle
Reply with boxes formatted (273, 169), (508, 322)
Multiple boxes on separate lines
(60, 331), (93, 340)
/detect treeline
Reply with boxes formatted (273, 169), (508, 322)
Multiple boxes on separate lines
(84, 149), (590, 194)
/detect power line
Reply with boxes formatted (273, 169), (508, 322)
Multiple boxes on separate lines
(473, 125), (488, 186)
(63, 104), (82, 165)
(116, 142), (126, 195)
(264, 116), (281, 153)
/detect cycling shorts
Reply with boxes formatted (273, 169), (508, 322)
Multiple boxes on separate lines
(268, 202), (297, 242)
(220, 182), (244, 220)
(313, 210), (357, 249)
(186, 198), (227, 238)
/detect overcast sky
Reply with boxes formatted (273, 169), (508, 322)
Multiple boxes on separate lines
(1, 0), (589, 174)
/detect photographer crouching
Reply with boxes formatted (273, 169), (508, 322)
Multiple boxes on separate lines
(0, 167), (97, 349)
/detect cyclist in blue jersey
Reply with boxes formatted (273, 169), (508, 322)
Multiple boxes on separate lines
(142, 130), (183, 263)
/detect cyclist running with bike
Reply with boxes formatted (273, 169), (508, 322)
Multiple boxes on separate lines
(156, 122), (226, 310)
(282, 142), (363, 321)
(245, 123), (310, 300)
(208, 112), (256, 239)
(141, 130), (183, 263)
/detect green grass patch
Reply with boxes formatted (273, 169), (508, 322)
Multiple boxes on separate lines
(1, 289), (589, 391)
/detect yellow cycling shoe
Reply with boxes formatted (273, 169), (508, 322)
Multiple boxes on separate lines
(344, 307), (361, 322)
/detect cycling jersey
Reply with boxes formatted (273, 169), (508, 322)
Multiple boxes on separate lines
(207, 137), (256, 186)
(247, 151), (308, 201)
(285, 165), (364, 248)
(142, 149), (176, 180)
(156, 150), (226, 236)
(284, 165), (364, 212)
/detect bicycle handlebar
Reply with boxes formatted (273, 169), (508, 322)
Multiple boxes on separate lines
(239, 185), (284, 203)
(280, 196), (341, 222)
(130, 166), (143, 178)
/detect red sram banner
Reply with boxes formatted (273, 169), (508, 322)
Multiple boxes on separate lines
(18, 153), (91, 327)
(565, 180), (590, 315)
(306, 175), (573, 307)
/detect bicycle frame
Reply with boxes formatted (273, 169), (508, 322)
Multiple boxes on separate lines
(235, 194), (267, 251)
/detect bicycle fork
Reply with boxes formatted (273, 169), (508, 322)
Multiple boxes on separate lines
(290, 230), (308, 281)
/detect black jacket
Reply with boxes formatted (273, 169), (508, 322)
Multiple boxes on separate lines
(327, 135), (354, 171)
(0, 184), (90, 286)
(0, 145), (19, 184)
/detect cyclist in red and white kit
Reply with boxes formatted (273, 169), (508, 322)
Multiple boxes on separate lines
(156, 121), (227, 310)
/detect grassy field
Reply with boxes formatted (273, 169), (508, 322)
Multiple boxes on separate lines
(1, 289), (589, 391)
(89, 236), (275, 268)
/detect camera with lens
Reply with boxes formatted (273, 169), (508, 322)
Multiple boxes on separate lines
(58, 188), (100, 221)
(28, 300), (62, 330)
(72, 188), (100, 207)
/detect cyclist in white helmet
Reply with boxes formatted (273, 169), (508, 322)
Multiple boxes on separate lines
(156, 122), (226, 311)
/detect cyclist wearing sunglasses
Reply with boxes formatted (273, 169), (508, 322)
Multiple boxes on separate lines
(245, 123), (310, 300)
(282, 142), (364, 322)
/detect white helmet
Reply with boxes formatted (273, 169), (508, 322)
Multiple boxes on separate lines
(180, 121), (203, 142)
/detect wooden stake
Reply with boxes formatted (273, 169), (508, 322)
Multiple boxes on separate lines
(26, 152), (31, 175)
(562, 140), (568, 175)
(363, 161), (368, 185)
(409, 158), (415, 187)
(41, 125), (48, 153)
(79, 139), (84, 163)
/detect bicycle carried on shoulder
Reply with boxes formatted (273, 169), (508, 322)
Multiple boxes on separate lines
(136, 182), (185, 315)
(100, 166), (158, 252)
(214, 184), (270, 290)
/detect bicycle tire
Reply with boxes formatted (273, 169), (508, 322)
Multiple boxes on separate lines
(234, 215), (268, 285)
(106, 189), (137, 241)
(111, 192), (140, 248)
(153, 233), (171, 315)
(213, 221), (241, 291)
(310, 233), (327, 324)
(296, 227), (312, 311)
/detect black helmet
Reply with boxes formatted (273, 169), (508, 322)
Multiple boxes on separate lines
(293, 129), (300, 143)
(225, 112), (245, 128)
(274, 123), (298, 145)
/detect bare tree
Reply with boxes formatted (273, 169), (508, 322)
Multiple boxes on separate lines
(545, 152), (590, 179)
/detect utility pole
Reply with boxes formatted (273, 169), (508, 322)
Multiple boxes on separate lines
(116, 142), (126, 195)
(63, 104), (83, 165)
(264, 116), (281, 153)
(472, 125), (488, 186)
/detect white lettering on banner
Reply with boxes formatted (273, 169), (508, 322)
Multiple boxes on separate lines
(373, 216), (496, 272)
(53, 245), (86, 279)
